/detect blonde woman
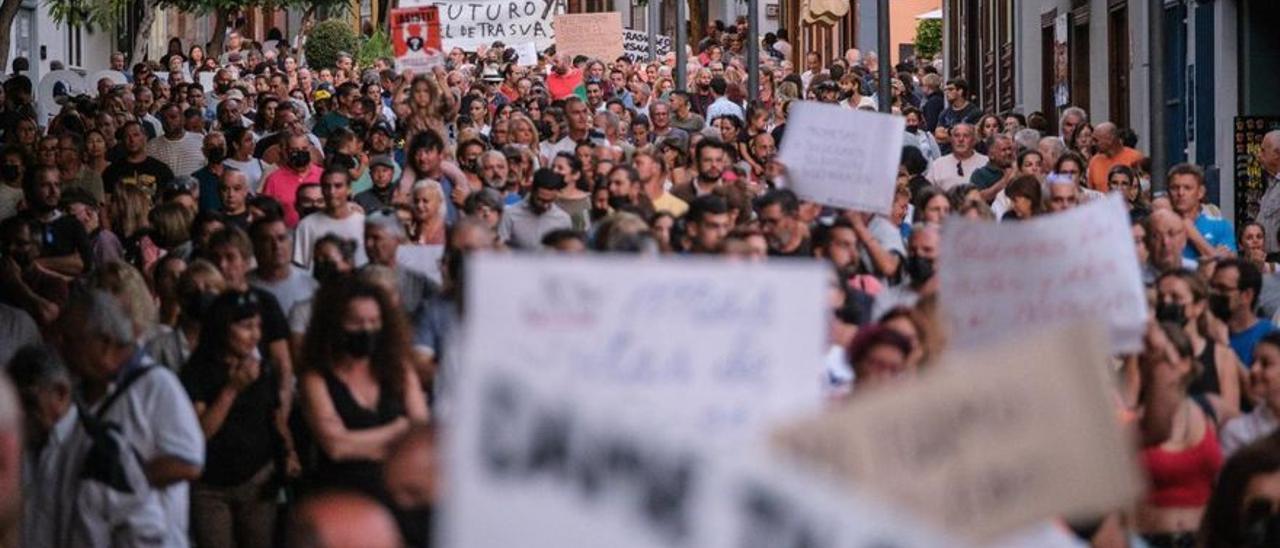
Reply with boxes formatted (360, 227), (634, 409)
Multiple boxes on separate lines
(508, 113), (545, 168)
(108, 185), (153, 239)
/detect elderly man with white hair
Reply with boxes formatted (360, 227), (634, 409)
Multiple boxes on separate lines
(56, 288), (204, 547)
(1254, 130), (1280, 254)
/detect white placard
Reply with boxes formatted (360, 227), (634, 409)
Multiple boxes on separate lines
(512, 41), (539, 66)
(455, 254), (827, 443)
(939, 194), (1147, 353)
(774, 323), (1142, 541)
(622, 29), (672, 62)
(442, 356), (960, 548)
(777, 102), (905, 214)
(403, 0), (566, 52)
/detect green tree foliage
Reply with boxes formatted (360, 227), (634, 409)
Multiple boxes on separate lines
(306, 19), (359, 70)
(357, 28), (393, 70)
(915, 18), (942, 61)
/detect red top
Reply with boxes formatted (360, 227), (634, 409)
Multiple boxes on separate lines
(1141, 423), (1223, 507)
(260, 163), (323, 227)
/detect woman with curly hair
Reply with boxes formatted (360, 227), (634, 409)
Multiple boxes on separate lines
(298, 278), (429, 499)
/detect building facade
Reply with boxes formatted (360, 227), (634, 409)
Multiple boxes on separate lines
(946, 0), (1280, 219)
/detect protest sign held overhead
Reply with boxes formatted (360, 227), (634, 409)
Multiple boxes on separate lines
(453, 254), (827, 445)
(404, 0), (566, 52)
(554, 12), (626, 65)
(390, 6), (444, 72)
(940, 194), (1147, 353)
(777, 102), (905, 215)
(622, 29), (672, 62)
(773, 323), (1143, 541)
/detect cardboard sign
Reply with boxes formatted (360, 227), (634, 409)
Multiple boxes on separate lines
(776, 102), (905, 214)
(554, 12), (625, 63)
(939, 194), (1147, 353)
(442, 339), (959, 548)
(404, 0), (566, 52)
(622, 29), (672, 62)
(773, 323), (1141, 541)
(391, 6), (445, 72)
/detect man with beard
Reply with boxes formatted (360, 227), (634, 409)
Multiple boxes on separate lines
(18, 166), (89, 276)
(748, 132), (778, 184)
(497, 168), (572, 250)
(605, 164), (654, 218)
(546, 53), (584, 101)
(682, 194), (733, 254)
(635, 150), (686, 216)
(755, 189), (811, 256)
(672, 138), (729, 203)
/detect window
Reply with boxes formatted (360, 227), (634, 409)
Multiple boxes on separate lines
(65, 23), (83, 69)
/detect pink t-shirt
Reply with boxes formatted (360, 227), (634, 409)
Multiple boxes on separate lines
(260, 164), (323, 227)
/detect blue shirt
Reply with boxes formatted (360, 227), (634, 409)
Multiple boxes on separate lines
(1231, 318), (1275, 368)
(1184, 212), (1237, 259)
(192, 166), (223, 213)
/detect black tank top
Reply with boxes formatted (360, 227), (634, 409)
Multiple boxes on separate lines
(309, 369), (404, 499)
(1189, 341), (1221, 397)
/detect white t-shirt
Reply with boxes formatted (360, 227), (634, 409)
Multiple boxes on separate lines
(397, 244), (445, 286)
(77, 356), (205, 547)
(146, 131), (206, 178)
(292, 211), (367, 268)
(249, 265), (319, 316)
(223, 157), (268, 193)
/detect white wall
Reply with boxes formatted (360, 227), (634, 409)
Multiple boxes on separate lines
(1215, 0), (1239, 218)
(1088, 0), (1108, 122)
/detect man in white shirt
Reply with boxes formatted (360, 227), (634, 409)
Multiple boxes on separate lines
(58, 290), (204, 547)
(704, 76), (744, 123)
(146, 102), (206, 177)
(294, 167), (368, 268)
(925, 123), (988, 190)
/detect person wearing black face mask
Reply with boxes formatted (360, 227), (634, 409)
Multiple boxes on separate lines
(193, 131), (229, 213)
(146, 259), (227, 372)
(260, 133), (322, 227)
(1156, 270), (1244, 423)
(297, 279), (428, 501)
(872, 223), (939, 321)
(902, 106), (941, 162)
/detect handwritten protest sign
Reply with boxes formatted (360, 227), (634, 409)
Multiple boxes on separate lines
(453, 254), (826, 443)
(939, 194), (1147, 353)
(773, 323), (1141, 541)
(444, 269), (957, 548)
(391, 6), (444, 72)
(511, 41), (539, 66)
(777, 102), (905, 214)
(622, 29), (672, 62)
(554, 12), (625, 63)
(403, 0), (565, 52)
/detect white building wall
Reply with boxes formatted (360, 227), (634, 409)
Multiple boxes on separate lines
(1088, 0), (1109, 123)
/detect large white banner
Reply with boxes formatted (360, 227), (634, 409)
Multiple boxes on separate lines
(939, 194), (1147, 353)
(777, 102), (906, 215)
(404, 0), (567, 52)
(774, 323), (1142, 541)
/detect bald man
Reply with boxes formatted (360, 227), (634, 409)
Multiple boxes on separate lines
(288, 491), (404, 548)
(1144, 208), (1196, 276)
(1085, 122), (1144, 192)
(1255, 130), (1280, 254)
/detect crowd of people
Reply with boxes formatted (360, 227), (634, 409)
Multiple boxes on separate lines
(3, 14), (1280, 548)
